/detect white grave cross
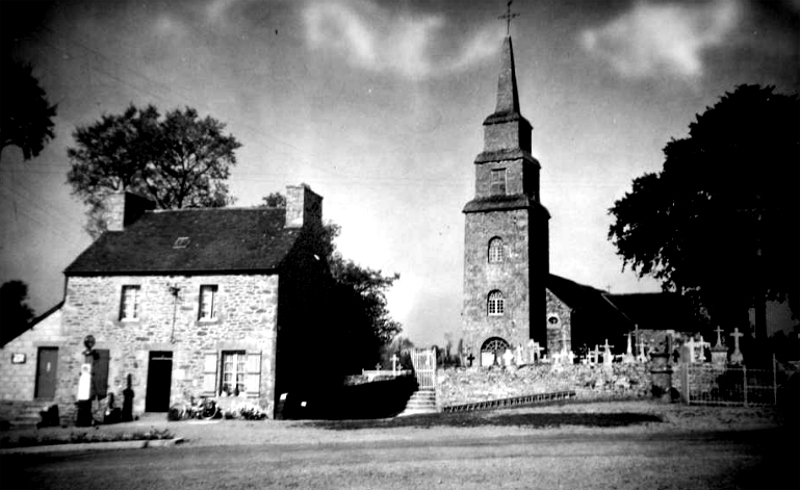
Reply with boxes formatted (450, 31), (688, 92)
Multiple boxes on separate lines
(391, 354), (399, 374)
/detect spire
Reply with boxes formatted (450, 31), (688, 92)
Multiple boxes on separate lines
(494, 36), (520, 116)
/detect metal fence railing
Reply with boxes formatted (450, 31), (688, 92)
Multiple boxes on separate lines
(678, 358), (779, 407)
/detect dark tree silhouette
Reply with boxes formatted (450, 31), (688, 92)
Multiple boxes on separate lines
(260, 194), (402, 371)
(0, 280), (35, 346)
(67, 104), (241, 238)
(0, 56), (57, 160)
(609, 85), (799, 339)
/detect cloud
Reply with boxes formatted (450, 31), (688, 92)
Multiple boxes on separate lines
(581, 0), (741, 79)
(303, 0), (497, 81)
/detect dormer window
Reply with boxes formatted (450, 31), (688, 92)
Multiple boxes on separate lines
(173, 237), (190, 249)
(490, 169), (507, 195)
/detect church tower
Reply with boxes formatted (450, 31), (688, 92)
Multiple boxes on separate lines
(462, 34), (550, 366)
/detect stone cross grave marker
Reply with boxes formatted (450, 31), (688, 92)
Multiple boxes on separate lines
(695, 335), (711, 362)
(623, 332), (635, 364)
(730, 327), (745, 364)
(391, 353), (399, 374)
(603, 339), (614, 366)
(503, 348), (515, 367)
(636, 337), (648, 363)
(515, 343), (525, 366)
(713, 326), (725, 349)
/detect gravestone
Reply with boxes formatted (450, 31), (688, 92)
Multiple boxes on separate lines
(623, 332), (635, 364)
(515, 343), (525, 366)
(636, 337), (648, 363)
(502, 348), (515, 367)
(602, 339), (614, 368)
(695, 335), (711, 363)
(729, 327), (745, 365)
(711, 326), (728, 367)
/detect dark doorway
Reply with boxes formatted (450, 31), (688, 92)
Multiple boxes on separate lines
(35, 347), (58, 400)
(145, 351), (173, 412)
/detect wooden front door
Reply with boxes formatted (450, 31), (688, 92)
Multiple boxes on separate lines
(145, 351), (173, 412)
(35, 347), (58, 400)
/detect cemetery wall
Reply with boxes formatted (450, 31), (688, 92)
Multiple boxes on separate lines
(437, 363), (652, 407)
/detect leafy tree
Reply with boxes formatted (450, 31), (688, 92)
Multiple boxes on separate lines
(261, 192), (286, 208)
(0, 56), (57, 160)
(0, 280), (35, 346)
(67, 104), (241, 238)
(260, 195), (402, 371)
(609, 85), (799, 340)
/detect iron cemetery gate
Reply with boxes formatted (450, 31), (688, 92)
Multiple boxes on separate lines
(411, 348), (436, 390)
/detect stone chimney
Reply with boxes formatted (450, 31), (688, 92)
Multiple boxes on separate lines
(105, 192), (156, 232)
(284, 184), (323, 228)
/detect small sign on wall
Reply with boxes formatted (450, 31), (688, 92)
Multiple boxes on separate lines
(11, 353), (26, 364)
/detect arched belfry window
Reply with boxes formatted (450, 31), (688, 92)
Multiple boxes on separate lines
(488, 237), (503, 263)
(488, 290), (504, 316)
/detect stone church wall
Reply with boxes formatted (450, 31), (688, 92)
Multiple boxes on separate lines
(545, 289), (572, 354)
(57, 273), (279, 422)
(463, 208), (534, 356)
(436, 363), (653, 407)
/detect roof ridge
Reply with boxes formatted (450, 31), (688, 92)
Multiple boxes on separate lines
(150, 206), (283, 213)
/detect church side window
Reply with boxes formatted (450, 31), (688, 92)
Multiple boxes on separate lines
(119, 285), (140, 321)
(488, 290), (504, 316)
(490, 169), (507, 195)
(488, 237), (503, 263)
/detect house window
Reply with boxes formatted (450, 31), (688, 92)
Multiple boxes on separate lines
(198, 285), (218, 320)
(488, 290), (504, 316)
(490, 169), (507, 195)
(221, 351), (246, 396)
(203, 351), (262, 397)
(120, 285), (140, 321)
(488, 237), (503, 263)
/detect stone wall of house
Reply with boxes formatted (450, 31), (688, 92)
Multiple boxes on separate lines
(0, 307), (65, 401)
(57, 273), (279, 422)
(436, 363), (653, 407)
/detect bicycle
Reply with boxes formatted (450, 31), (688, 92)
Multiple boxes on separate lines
(168, 396), (220, 421)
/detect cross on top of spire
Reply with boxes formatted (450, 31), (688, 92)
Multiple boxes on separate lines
(498, 0), (520, 36)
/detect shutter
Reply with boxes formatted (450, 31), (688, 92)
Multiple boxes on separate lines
(91, 349), (110, 398)
(245, 352), (261, 397)
(202, 352), (218, 396)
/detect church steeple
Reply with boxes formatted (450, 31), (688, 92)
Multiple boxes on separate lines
(494, 36), (520, 116)
(481, 35), (532, 156)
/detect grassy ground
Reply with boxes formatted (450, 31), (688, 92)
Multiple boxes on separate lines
(0, 399), (790, 449)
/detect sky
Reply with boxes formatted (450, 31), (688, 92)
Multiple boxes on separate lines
(1, 0), (798, 346)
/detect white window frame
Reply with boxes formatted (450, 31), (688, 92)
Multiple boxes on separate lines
(221, 351), (247, 396)
(198, 285), (218, 320)
(120, 285), (140, 321)
(488, 291), (504, 316)
(488, 237), (503, 263)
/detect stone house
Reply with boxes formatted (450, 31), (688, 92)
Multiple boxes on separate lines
(0, 184), (331, 422)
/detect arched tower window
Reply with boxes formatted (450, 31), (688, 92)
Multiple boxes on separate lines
(488, 237), (503, 263)
(487, 290), (504, 316)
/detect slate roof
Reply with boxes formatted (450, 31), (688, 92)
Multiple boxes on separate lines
(65, 207), (300, 275)
(546, 274), (628, 325)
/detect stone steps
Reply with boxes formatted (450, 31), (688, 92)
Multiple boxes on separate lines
(0, 401), (50, 429)
(396, 389), (438, 417)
